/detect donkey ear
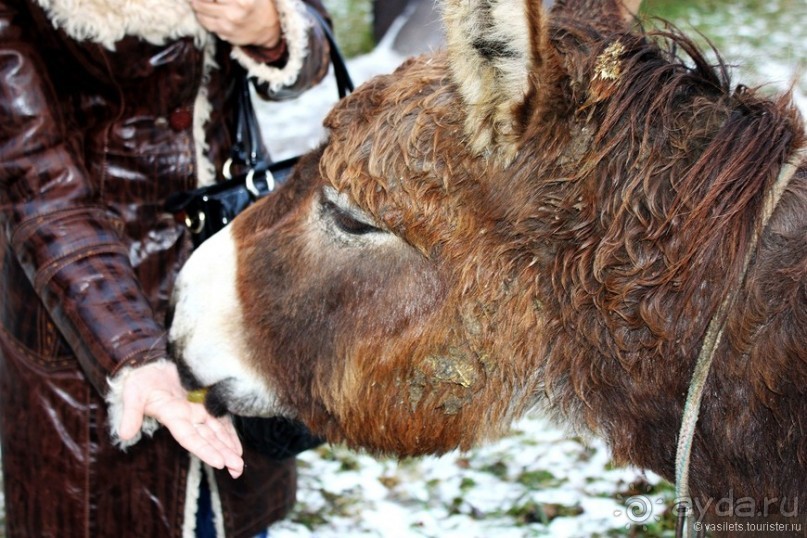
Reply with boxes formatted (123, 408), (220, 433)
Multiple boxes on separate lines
(442, 0), (641, 164)
(442, 0), (553, 164)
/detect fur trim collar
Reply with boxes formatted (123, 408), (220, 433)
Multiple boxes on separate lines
(35, 0), (208, 49)
(35, 0), (312, 186)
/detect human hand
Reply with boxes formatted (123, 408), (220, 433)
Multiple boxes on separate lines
(190, 0), (282, 48)
(117, 361), (245, 478)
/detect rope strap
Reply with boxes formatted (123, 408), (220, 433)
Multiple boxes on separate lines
(674, 147), (805, 538)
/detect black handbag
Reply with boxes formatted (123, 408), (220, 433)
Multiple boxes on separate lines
(166, 9), (354, 248)
(167, 11), (354, 459)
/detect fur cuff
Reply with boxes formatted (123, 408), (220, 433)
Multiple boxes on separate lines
(231, 0), (311, 92)
(106, 360), (169, 449)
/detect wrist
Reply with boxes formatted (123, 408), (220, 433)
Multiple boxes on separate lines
(242, 38), (288, 65)
(254, 25), (282, 49)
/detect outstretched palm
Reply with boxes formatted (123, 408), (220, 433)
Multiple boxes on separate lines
(117, 361), (245, 478)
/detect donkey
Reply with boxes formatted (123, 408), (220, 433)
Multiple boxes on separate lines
(168, 0), (807, 528)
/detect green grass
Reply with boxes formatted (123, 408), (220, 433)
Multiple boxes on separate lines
(323, 0), (375, 57)
(644, 0), (802, 18)
(642, 0), (806, 68)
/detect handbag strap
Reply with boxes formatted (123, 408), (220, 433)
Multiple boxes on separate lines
(225, 8), (355, 179)
(232, 73), (264, 168)
(310, 8), (355, 98)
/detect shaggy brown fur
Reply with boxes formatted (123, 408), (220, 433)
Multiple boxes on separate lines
(225, 0), (806, 527)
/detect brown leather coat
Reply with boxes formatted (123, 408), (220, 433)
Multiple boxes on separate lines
(0, 0), (330, 535)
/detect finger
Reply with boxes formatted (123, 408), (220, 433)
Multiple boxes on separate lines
(191, 0), (246, 21)
(193, 421), (245, 475)
(192, 13), (238, 41)
(167, 419), (228, 470)
(205, 414), (244, 457)
(185, 404), (243, 458)
(151, 402), (234, 464)
(189, 415), (239, 458)
(190, 0), (221, 12)
(185, 406), (244, 466)
(228, 469), (242, 479)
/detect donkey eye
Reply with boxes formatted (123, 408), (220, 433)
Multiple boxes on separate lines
(319, 186), (383, 236)
(322, 200), (380, 235)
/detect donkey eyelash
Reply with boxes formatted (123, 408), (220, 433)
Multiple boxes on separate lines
(320, 187), (382, 236)
(321, 200), (380, 235)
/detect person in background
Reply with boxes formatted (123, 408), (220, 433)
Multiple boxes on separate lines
(0, 0), (331, 535)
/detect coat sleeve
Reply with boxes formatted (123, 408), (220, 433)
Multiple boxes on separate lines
(231, 0), (332, 100)
(0, 2), (167, 396)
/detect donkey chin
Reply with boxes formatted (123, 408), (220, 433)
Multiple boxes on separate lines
(168, 226), (287, 419)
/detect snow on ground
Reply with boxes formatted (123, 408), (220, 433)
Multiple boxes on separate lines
(269, 414), (670, 538)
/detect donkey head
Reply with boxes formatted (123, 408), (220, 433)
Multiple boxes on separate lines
(169, 0), (804, 468)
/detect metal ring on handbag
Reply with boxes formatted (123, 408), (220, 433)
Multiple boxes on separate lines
(222, 157), (234, 180)
(245, 169), (275, 199)
(185, 210), (206, 234)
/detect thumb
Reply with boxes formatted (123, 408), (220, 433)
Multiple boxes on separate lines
(117, 384), (146, 440)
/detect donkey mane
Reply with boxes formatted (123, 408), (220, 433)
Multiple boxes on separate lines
(521, 17), (806, 481)
(538, 18), (803, 350)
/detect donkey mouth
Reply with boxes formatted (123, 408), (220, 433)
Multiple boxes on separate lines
(191, 382), (234, 417)
(171, 354), (219, 414)
(186, 386), (230, 418)
(171, 351), (289, 421)
(170, 355), (237, 416)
